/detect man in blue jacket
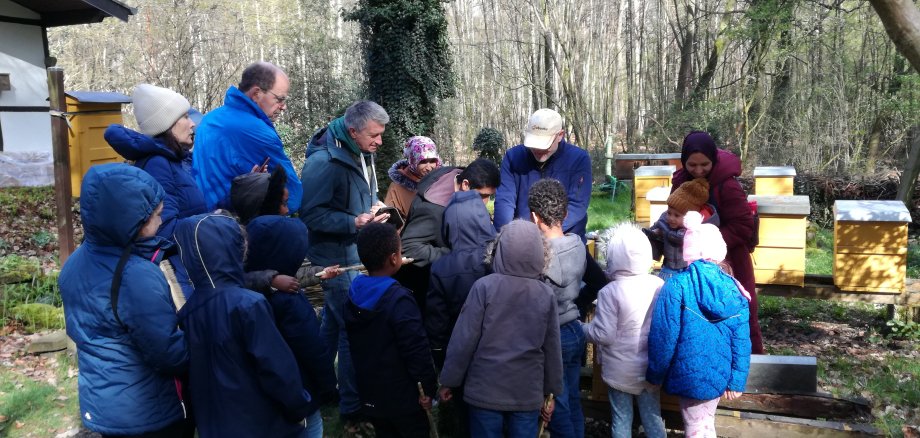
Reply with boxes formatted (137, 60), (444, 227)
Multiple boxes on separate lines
(299, 100), (391, 426)
(192, 62), (302, 212)
(493, 108), (592, 239)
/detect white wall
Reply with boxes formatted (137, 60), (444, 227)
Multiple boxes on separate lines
(0, 7), (52, 153)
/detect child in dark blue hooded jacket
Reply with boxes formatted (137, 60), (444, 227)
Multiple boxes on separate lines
(60, 163), (189, 436)
(232, 170), (340, 438)
(346, 223), (438, 437)
(175, 213), (312, 438)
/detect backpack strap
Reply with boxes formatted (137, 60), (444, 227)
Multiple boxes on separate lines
(110, 245), (133, 329)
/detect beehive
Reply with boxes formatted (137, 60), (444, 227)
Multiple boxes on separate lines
(753, 166), (796, 196)
(633, 166), (674, 226)
(646, 186), (671, 228)
(749, 195), (810, 286)
(65, 91), (131, 197)
(833, 200), (910, 293)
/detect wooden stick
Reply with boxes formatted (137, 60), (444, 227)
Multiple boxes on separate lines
(314, 258), (415, 277)
(537, 393), (554, 437)
(417, 382), (439, 438)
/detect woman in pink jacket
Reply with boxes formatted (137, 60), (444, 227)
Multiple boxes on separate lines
(583, 222), (666, 438)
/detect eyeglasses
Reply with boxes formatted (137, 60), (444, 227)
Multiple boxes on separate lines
(265, 89), (287, 105)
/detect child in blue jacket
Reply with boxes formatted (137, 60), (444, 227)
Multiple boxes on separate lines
(231, 169), (340, 438)
(646, 211), (751, 438)
(346, 223), (437, 437)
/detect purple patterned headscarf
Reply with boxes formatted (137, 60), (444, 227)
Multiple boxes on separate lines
(404, 136), (442, 175)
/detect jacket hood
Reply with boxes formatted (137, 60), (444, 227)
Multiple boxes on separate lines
(685, 260), (746, 320)
(490, 220), (545, 279)
(348, 274), (397, 311)
(388, 160), (418, 191)
(546, 234), (586, 285)
(442, 190), (496, 251)
(80, 163), (165, 248)
(105, 124), (181, 162)
(245, 216), (309, 276)
(175, 213), (246, 288)
(673, 149), (742, 187)
(604, 222), (653, 279)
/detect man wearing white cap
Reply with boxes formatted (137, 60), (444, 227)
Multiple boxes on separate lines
(493, 108), (592, 239)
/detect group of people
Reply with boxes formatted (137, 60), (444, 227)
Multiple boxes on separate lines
(58, 59), (763, 438)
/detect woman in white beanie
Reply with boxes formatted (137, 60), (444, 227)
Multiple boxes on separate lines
(104, 84), (208, 299)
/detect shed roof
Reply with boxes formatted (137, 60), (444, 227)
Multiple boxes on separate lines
(9, 0), (135, 27)
(66, 91), (131, 104)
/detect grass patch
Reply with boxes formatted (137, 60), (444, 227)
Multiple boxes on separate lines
(0, 353), (80, 437)
(586, 188), (633, 233)
(759, 296), (886, 324)
(806, 225), (834, 275)
(820, 353), (920, 436)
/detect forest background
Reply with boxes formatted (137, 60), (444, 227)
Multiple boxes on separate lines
(49, 0), (920, 193)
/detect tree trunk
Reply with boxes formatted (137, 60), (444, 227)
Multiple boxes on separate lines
(868, 0), (920, 74)
(897, 126), (920, 205)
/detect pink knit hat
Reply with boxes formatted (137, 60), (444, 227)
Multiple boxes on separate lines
(682, 211), (726, 263)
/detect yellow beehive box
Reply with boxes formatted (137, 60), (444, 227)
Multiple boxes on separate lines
(833, 200), (910, 293)
(754, 166), (796, 196)
(646, 186), (670, 228)
(65, 91), (131, 197)
(633, 165), (674, 225)
(749, 195), (810, 286)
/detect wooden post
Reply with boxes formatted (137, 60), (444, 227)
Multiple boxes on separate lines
(48, 67), (74, 265)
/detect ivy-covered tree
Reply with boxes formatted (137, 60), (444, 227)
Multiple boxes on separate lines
(345, 0), (455, 189)
(471, 127), (506, 165)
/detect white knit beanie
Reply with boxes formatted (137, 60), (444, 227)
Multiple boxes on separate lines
(132, 84), (190, 137)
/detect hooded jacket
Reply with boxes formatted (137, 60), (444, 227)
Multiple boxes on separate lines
(649, 204), (721, 271)
(439, 220), (563, 411)
(344, 275), (438, 417)
(646, 260), (751, 400)
(425, 190), (496, 365)
(494, 140), (592, 238)
(59, 164), (188, 435)
(299, 126), (376, 267)
(583, 223), (663, 395)
(245, 215), (338, 416)
(105, 124), (208, 298)
(545, 234), (586, 325)
(400, 166), (463, 267)
(192, 86), (302, 212)
(175, 214), (311, 438)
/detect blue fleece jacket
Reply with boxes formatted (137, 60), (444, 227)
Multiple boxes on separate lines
(493, 140), (592, 238)
(646, 260), (751, 400)
(192, 86), (302, 212)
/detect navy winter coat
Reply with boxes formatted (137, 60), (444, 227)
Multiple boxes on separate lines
(245, 215), (339, 415)
(494, 140), (592, 238)
(299, 127), (374, 267)
(60, 164), (188, 435)
(646, 260), (751, 400)
(105, 124), (208, 297)
(425, 190), (495, 365)
(345, 275), (438, 418)
(175, 214), (312, 438)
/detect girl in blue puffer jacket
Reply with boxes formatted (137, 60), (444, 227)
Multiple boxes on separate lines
(646, 211), (751, 438)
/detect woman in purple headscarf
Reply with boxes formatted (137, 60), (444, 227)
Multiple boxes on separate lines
(671, 131), (763, 354)
(385, 136), (443, 218)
